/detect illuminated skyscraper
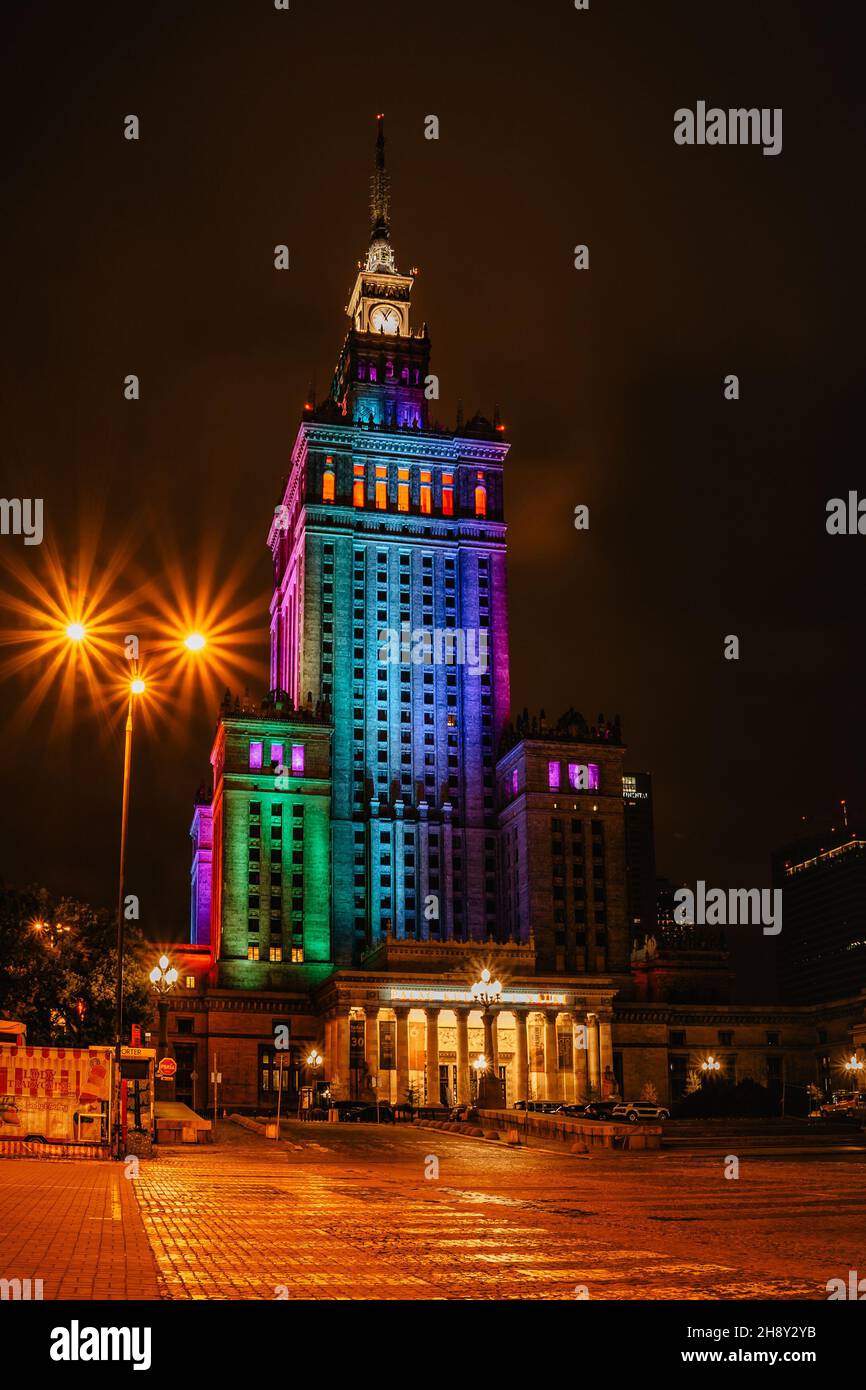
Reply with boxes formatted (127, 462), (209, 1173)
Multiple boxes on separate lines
(267, 117), (510, 963)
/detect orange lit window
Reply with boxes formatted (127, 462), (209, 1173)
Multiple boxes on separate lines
(420, 469), (432, 515)
(353, 462), (365, 508)
(323, 468), (335, 503)
(397, 467), (410, 513)
(442, 472), (454, 516)
(474, 471), (486, 518)
(375, 465), (387, 510)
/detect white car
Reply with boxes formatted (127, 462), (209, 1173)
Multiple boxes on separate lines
(611, 1101), (670, 1124)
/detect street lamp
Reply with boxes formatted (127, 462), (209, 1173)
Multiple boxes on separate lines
(702, 1055), (721, 1073)
(470, 969), (503, 1108)
(149, 955), (179, 1099)
(300, 1050), (322, 1119)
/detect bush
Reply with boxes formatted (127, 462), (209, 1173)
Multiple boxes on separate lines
(674, 1077), (773, 1119)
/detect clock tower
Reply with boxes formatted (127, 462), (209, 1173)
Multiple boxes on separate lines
(332, 115), (431, 431)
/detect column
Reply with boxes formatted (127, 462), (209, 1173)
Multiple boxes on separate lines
(394, 1007), (410, 1106)
(599, 1012), (615, 1097)
(456, 1008), (470, 1104)
(572, 1013), (589, 1104)
(544, 1012), (559, 1103)
(336, 1012), (350, 1098)
(364, 1006), (379, 1095)
(513, 1011), (529, 1104)
(482, 1008), (495, 1069)
(587, 1013), (601, 1097)
(424, 1007), (440, 1106)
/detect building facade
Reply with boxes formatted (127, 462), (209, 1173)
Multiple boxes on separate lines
(151, 121), (865, 1115)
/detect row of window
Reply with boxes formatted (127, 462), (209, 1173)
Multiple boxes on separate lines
(321, 457), (488, 518)
(249, 741), (305, 773)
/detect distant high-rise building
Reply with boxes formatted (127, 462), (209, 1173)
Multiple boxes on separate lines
(773, 827), (866, 1003)
(622, 772), (656, 937)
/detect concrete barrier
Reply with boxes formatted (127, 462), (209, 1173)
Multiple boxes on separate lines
(479, 1108), (662, 1152)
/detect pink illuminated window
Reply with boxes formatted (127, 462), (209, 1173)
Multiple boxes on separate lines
(548, 760), (560, 790)
(511, 769), (518, 797)
(568, 762), (600, 791)
(270, 742), (285, 769)
(291, 744), (305, 774)
(249, 741), (263, 770)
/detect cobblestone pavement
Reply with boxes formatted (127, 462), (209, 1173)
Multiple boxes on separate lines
(124, 1121), (864, 1300)
(0, 1159), (161, 1300)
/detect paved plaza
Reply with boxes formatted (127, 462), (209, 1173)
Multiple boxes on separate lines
(0, 1123), (862, 1300)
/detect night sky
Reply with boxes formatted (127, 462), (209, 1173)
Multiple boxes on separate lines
(1, 1), (863, 998)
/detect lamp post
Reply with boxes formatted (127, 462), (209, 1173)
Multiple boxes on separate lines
(844, 1054), (864, 1111)
(470, 968), (503, 1109)
(300, 1050), (322, 1119)
(113, 667), (146, 1145)
(64, 622), (208, 1157)
(702, 1055), (721, 1074)
(149, 954), (178, 1104)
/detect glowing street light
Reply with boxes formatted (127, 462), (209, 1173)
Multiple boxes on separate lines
(130, 676), (146, 695)
(184, 632), (206, 652)
(702, 1055), (721, 1072)
(844, 1055), (864, 1077)
(65, 621), (86, 642)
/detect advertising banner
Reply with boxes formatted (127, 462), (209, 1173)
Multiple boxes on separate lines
(0, 1045), (110, 1143)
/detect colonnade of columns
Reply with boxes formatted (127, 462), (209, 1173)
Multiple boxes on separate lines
(326, 1002), (616, 1108)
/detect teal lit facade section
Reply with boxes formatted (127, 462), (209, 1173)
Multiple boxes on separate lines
(208, 704), (333, 989)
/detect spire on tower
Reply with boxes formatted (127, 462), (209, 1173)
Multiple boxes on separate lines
(366, 113), (397, 273)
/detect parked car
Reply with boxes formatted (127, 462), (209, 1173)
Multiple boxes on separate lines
(611, 1101), (670, 1124)
(512, 1100), (561, 1114)
(350, 1103), (395, 1124)
(450, 1104), (479, 1122)
(580, 1100), (620, 1120)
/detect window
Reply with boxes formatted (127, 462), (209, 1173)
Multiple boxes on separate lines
(322, 466), (335, 503)
(269, 945), (283, 963)
(568, 762), (599, 791)
(176, 1017), (194, 1035)
(247, 944), (260, 961)
(353, 461), (365, 508)
(185, 975), (195, 990)
(548, 760), (561, 791)
(718, 1030), (734, 1047)
(375, 465), (387, 510)
(291, 744), (305, 775)
(249, 741), (263, 770)
(670, 1030), (686, 1047)
(420, 469), (432, 514)
(270, 742), (284, 770)
(291, 947), (304, 963)
(442, 472), (454, 516)
(397, 467), (409, 512)
(474, 472), (487, 518)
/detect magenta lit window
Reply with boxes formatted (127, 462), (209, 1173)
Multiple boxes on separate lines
(588, 763), (600, 791)
(548, 761), (560, 790)
(270, 742), (285, 769)
(291, 744), (305, 775)
(249, 741), (263, 770)
(511, 769), (518, 796)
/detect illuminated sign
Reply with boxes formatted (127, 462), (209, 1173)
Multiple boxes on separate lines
(386, 986), (568, 1007)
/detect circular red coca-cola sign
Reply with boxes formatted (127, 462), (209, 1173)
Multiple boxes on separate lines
(157, 1056), (177, 1079)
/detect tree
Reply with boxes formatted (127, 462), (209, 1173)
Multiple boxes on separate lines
(0, 885), (150, 1044)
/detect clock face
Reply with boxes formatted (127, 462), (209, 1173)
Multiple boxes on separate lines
(370, 304), (400, 335)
